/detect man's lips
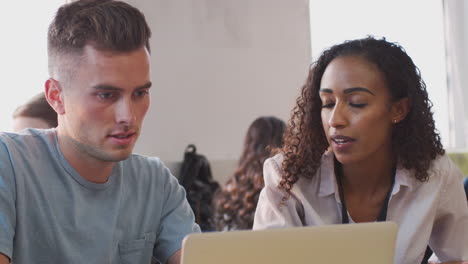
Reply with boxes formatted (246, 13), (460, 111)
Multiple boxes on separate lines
(107, 131), (137, 145)
(108, 132), (136, 138)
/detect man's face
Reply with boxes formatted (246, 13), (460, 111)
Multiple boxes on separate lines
(57, 45), (151, 163)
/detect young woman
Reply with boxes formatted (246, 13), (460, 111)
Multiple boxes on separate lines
(253, 37), (468, 264)
(214, 116), (285, 230)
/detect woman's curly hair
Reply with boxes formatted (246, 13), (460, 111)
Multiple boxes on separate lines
(214, 116), (286, 230)
(280, 36), (445, 195)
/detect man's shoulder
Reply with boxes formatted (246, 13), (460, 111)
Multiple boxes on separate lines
(0, 129), (55, 154)
(0, 131), (22, 146)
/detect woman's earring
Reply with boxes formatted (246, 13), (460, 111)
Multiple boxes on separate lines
(393, 119), (398, 124)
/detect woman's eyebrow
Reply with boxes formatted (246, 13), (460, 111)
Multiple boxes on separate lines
(343, 87), (375, 95)
(319, 87), (375, 95)
(319, 88), (333, 94)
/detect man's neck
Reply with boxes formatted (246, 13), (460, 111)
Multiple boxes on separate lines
(56, 131), (115, 184)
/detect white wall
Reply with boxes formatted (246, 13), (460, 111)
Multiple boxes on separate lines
(0, 1), (64, 132)
(126, 0), (312, 181)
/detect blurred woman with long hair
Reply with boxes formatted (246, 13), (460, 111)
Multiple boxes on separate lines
(214, 116), (285, 230)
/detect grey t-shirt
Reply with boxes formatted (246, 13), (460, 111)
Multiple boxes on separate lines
(0, 129), (200, 264)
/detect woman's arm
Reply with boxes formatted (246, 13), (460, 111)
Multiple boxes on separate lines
(0, 253), (9, 264)
(166, 250), (181, 264)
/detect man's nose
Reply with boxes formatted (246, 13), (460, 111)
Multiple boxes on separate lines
(115, 98), (136, 125)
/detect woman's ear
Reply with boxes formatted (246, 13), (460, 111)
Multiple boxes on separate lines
(45, 78), (65, 115)
(391, 97), (409, 124)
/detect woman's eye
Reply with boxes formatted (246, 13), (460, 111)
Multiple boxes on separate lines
(321, 103), (335, 109)
(349, 102), (367, 108)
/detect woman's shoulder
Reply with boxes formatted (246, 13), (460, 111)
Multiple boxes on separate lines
(429, 154), (463, 178)
(262, 154), (284, 185)
(263, 152), (329, 186)
(265, 152), (331, 171)
(265, 153), (284, 168)
(419, 154), (465, 193)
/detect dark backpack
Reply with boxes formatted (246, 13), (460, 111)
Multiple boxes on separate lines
(179, 144), (219, 231)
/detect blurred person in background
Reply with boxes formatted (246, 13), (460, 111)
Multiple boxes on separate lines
(12, 92), (58, 132)
(214, 116), (286, 231)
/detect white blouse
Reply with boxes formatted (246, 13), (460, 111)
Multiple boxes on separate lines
(253, 152), (468, 264)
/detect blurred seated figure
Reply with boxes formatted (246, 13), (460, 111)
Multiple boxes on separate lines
(12, 92), (57, 132)
(214, 116), (286, 231)
(179, 144), (220, 232)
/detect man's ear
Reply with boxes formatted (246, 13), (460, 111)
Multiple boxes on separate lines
(45, 78), (65, 115)
(391, 97), (409, 124)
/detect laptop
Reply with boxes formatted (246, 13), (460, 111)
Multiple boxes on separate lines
(181, 221), (398, 264)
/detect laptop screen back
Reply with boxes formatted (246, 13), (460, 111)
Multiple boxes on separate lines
(181, 221), (398, 264)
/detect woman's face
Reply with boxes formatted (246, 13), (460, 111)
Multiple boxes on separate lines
(319, 55), (402, 165)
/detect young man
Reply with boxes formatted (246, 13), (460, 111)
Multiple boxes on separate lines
(0, 1), (199, 263)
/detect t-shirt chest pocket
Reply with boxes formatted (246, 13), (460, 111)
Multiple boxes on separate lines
(118, 232), (156, 264)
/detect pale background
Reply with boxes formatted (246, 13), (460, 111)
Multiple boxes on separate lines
(0, 0), (457, 184)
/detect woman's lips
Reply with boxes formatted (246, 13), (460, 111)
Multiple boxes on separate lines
(330, 135), (355, 152)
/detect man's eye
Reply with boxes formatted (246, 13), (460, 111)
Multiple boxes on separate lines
(134, 90), (149, 97)
(97, 93), (115, 100)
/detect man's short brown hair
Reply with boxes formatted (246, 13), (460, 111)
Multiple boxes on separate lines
(48, 0), (151, 77)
